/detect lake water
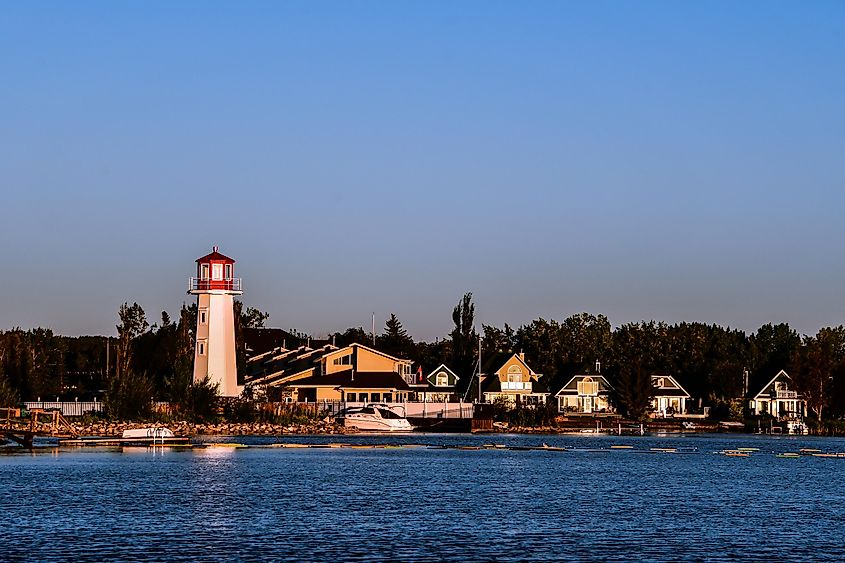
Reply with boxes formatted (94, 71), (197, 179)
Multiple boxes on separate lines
(2, 433), (845, 561)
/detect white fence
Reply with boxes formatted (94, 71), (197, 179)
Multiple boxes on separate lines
(23, 401), (104, 417)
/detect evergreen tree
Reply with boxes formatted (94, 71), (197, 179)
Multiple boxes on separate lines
(378, 313), (414, 358)
(451, 293), (478, 394)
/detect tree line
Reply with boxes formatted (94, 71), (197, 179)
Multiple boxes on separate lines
(1, 293), (844, 425)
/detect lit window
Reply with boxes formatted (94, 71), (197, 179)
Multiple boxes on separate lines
(507, 365), (522, 383)
(347, 393), (357, 402)
(436, 372), (449, 387)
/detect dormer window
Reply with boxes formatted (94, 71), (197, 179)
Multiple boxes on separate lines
(656, 377), (665, 388)
(507, 365), (522, 382)
(436, 372), (449, 387)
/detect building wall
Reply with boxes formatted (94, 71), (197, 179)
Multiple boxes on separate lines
(193, 292), (239, 397)
(322, 346), (410, 375)
(494, 355), (534, 383)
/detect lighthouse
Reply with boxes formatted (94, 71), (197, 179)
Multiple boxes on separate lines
(188, 246), (243, 397)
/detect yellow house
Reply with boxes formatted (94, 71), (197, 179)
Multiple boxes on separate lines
(479, 353), (548, 405)
(246, 342), (415, 403)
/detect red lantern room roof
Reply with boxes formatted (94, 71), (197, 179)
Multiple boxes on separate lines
(196, 246), (235, 264)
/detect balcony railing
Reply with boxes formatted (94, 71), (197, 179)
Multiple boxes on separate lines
(188, 277), (243, 292)
(773, 390), (798, 399)
(501, 381), (531, 391)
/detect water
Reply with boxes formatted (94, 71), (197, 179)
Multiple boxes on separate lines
(2, 433), (845, 561)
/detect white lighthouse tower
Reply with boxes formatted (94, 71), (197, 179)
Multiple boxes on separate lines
(188, 246), (243, 397)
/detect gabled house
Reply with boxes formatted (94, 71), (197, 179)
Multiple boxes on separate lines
(555, 374), (614, 414)
(650, 374), (691, 417)
(480, 353), (548, 405)
(420, 364), (461, 402)
(245, 342), (414, 403)
(749, 370), (806, 419)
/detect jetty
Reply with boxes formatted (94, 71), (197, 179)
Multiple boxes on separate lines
(1, 408), (76, 448)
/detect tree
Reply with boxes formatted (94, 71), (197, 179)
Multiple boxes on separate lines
(0, 368), (18, 407)
(614, 360), (655, 421)
(378, 313), (414, 358)
(795, 326), (845, 422)
(116, 302), (148, 378)
(331, 327), (371, 347)
(104, 370), (154, 420)
(450, 293), (478, 393)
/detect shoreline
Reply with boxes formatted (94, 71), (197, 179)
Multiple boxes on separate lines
(5, 418), (833, 438)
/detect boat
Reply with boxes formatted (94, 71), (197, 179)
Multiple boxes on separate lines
(335, 404), (414, 432)
(122, 427), (175, 440)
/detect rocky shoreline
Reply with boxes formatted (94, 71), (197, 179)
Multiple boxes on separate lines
(9, 419), (353, 437)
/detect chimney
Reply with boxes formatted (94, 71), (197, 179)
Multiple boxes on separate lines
(519, 351), (525, 362)
(595, 360), (601, 373)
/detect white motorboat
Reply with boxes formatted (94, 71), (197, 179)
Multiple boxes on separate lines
(336, 404), (414, 432)
(122, 427), (175, 440)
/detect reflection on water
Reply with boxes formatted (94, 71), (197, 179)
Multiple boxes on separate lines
(2, 434), (845, 561)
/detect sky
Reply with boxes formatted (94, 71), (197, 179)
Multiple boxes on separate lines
(1, 1), (844, 340)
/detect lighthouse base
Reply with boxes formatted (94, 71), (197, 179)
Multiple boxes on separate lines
(193, 292), (240, 397)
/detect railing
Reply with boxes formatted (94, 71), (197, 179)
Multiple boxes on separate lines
(773, 390), (798, 399)
(188, 277), (242, 292)
(501, 381), (531, 391)
(23, 401), (104, 417)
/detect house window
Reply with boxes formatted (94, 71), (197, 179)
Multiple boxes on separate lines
(199, 309), (208, 324)
(212, 263), (223, 281)
(436, 372), (449, 387)
(358, 393), (368, 403)
(224, 264), (232, 279)
(201, 264), (210, 279)
(197, 340), (206, 356)
(577, 377), (598, 396)
(656, 378), (665, 388)
(382, 393), (392, 403)
(333, 354), (352, 366)
(371, 393), (380, 403)
(507, 365), (522, 382)
(347, 393), (357, 402)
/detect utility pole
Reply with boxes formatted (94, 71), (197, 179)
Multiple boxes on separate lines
(372, 313), (376, 346)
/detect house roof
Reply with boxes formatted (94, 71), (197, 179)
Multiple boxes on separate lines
(196, 247), (235, 263)
(480, 352), (540, 379)
(287, 369), (412, 391)
(426, 364), (460, 383)
(555, 374), (614, 396)
(651, 374), (691, 399)
(752, 369), (797, 400)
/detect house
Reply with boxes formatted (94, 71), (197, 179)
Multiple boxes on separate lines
(555, 374), (614, 414)
(480, 353), (548, 405)
(650, 374), (691, 417)
(749, 370), (806, 419)
(246, 342), (415, 403)
(420, 364), (461, 402)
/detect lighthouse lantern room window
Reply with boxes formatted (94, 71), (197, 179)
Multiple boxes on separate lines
(192, 246), (239, 292)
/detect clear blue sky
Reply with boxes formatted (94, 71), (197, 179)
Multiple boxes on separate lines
(2, 1), (843, 340)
